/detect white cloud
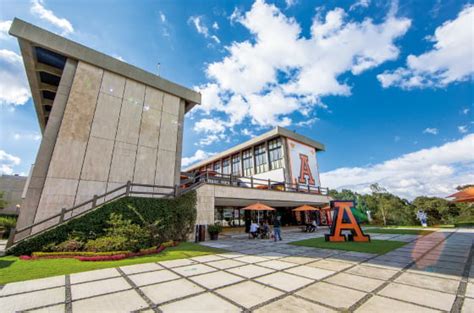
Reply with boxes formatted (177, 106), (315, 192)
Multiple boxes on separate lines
(198, 133), (226, 146)
(30, 0), (74, 35)
(112, 54), (125, 62)
(182, 149), (214, 167)
(0, 20), (12, 40)
(296, 117), (319, 127)
(229, 8), (242, 25)
(378, 5), (474, 89)
(159, 11), (166, 23)
(458, 125), (468, 134)
(188, 16), (220, 43)
(350, 0), (370, 11)
(193, 118), (226, 134)
(0, 49), (31, 106)
(0, 150), (21, 175)
(212, 22), (219, 30)
(242, 128), (254, 137)
(195, 0), (410, 131)
(12, 131), (42, 141)
(423, 127), (439, 135)
(285, 0), (297, 8)
(462, 108), (470, 115)
(321, 134), (474, 199)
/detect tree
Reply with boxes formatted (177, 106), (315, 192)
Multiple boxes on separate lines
(456, 184), (474, 191)
(412, 196), (461, 225)
(370, 183), (391, 226)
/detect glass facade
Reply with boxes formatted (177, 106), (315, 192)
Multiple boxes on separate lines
(243, 149), (253, 176)
(222, 158), (230, 174)
(231, 154), (241, 175)
(214, 207), (245, 227)
(191, 136), (287, 177)
(268, 138), (283, 170)
(254, 144), (268, 173)
(213, 161), (221, 173)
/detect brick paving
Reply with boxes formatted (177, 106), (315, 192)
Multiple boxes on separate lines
(0, 228), (472, 312)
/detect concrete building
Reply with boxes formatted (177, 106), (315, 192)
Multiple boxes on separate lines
(9, 19), (200, 235)
(0, 175), (27, 216)
(185, 127), (332, 230)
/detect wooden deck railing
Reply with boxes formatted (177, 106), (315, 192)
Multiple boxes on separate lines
(185, 171), (329, 195)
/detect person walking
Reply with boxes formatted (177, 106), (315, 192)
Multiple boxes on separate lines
(273, 216), (282, 241)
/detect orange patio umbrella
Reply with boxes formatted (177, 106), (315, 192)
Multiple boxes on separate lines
(243, 202), (275, 223)
(292, 205), (320, 212)
(243, 202), (276, 211)
(447, 187), (474, 203)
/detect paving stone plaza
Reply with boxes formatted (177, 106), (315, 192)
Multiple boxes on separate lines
(0, 228), (473, 312)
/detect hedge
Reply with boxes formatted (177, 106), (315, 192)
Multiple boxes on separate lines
(9, 191), (196, 256)
(455, 222), (474, 228)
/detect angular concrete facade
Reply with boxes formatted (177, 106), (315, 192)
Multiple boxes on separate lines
(9, 19), (200, 234)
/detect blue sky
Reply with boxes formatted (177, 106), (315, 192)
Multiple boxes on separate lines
(0, 0), (472, 199)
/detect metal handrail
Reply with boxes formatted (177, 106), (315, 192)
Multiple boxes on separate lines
(8, 181), (176, 248)
(188, 171), (329, 195)
(7, 172), (328, 249)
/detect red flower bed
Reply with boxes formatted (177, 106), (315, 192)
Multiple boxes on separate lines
(19, 242), (178, 262)
(76, 245), (167, 262)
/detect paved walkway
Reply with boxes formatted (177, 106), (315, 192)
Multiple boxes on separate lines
(0, 229), (473, 312)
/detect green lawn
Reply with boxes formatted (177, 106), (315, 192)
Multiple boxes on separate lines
(290, 237), (407, 255)
(363, 228), (434, 235)
(0, 242), (225, 285)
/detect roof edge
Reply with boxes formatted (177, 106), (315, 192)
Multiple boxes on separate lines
(9, 18), (201, 107)
(185, 126), (325, 171)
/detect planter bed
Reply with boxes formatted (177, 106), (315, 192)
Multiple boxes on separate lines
(20, 241), (179, 262)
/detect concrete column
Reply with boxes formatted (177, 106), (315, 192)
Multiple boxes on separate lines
(174, 99), (186, 187)
(239, 150), (243, 176)
(16, 59), (77, 234)
(265, 140), (270, 172)
(251, 145), (256, 175)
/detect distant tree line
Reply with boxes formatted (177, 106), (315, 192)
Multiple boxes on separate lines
(328, 184), (473, 226)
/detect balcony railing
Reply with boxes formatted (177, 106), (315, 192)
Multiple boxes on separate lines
(182, 171), (329, 195)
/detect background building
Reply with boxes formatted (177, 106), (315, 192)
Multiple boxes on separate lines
(186, 127), (325, 189)
(9, 19), (200, 236)
(185, 127), (332, 230)
(0, 174), (27, 216)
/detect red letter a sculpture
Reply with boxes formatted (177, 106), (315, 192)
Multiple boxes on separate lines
(325, 200), (370, 242)
(298, 154), (315, 185)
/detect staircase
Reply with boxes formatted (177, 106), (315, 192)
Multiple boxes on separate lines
(6, 181), (181, 250)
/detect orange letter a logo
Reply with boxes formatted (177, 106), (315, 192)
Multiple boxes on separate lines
(298, 154), (315, 185)
(325, 201), (370, 242)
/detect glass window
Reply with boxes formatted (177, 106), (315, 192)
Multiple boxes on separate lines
(206, 163), (213, 171)
(254, 144), (268, 174)
(231, 154), (241, 175)
(268, 138), (283, 170)
(222, 158), (230, 174)
(243, 149), (253, 176)
(213, 161), (221, 173)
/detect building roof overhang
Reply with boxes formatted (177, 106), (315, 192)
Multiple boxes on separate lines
(9, 18), (201, 132)
(185, 126), (326, 171)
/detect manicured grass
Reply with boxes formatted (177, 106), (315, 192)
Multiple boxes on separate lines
(0, 242), (225, 285)
(290, 237), (407, 255)
(364, 228), (434, 235)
